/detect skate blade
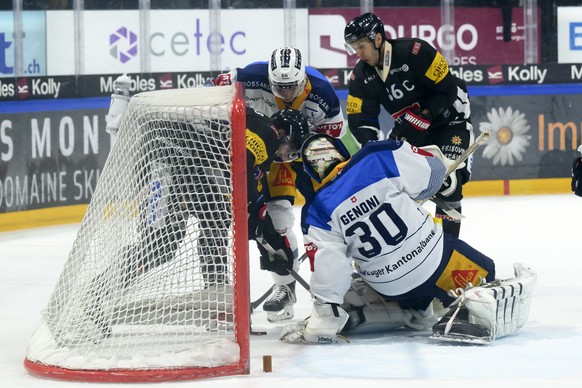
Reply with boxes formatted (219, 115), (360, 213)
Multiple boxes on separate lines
(266, 305), (294, 323)
(430, 333), (492, 345)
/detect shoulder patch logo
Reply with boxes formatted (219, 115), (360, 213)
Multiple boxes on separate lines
(346, 94), (363, 114)
(425, 52), (449, 84)
(412, 42), (421, 55)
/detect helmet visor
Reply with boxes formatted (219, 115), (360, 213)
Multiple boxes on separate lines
(271, 81), (302, 102)
(345, 42), (358, 55)
(276, 133), (300, 162)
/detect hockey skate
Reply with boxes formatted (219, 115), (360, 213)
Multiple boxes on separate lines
(263, 282), (296, 322)
(431, 263), (537, 344)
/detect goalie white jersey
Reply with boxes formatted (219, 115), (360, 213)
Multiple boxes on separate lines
(302, 140), (447, 304)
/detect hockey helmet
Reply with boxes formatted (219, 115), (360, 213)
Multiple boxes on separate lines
(344, 13), (386, 55)
(268, 47), (307, 103)
(271, 109), (310, 162)
(301, 134), (350, 183)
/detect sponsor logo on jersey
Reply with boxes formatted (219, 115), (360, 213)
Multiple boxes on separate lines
(389, 64), (409, 75)
(304, 242), (318, 271)
(363, 74), (376, 84)
(425, 52), (448, 84)
(412, 42), (422, 55)
(315, 122), (343, 138)
(246, 129), (269, 165)
(450, 135), (463, 146)
(435, 250), (489, 291)
(346, 94), (363, 114)
(271, 163), (295, 187)
(358, 230), (435, 279)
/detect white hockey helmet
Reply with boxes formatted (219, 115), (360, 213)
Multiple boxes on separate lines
(301, 134), (350, 183)
(268, 47), (307, 103)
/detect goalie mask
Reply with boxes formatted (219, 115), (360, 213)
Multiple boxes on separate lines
(301, 134), (350, 183)
(272, 109), (310, 162)
(268, 47), (307, 103)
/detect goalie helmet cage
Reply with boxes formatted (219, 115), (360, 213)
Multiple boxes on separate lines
(23, 84), (250, 382)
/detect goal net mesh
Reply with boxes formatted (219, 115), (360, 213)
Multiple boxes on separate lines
(25, 85), (249, 381)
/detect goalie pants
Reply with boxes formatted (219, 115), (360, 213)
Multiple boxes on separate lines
(384, 234), (496, 312)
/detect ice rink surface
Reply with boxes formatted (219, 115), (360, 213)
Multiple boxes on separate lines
(1, 194), (581, 387)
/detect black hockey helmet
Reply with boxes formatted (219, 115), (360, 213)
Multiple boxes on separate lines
(301, 133), (350, 183)
(344, 13), (385, 55)
(271, 109), (310, 162)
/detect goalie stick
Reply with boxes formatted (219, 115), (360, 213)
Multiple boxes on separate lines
(423, 131), (490, 220)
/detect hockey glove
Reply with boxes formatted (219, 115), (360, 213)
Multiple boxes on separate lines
(280, 302), (350, 344)
(573, 157), (582, 197)
(352, 126), (380, 146)
(254, 205), (294, 276)
(389, 110), (431, 146)
(210, 72), (232, 86)
(420, 145), (466, 198)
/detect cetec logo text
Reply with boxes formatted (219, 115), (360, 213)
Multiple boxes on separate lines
(107, 19), (247, 64)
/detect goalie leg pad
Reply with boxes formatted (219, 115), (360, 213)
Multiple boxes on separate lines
(341, 301), (408, 335)
(341, 277), (435, 334)
(432, 262), (536, 344)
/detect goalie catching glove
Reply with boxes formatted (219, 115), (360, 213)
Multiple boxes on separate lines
(420, 144), (466, 197)
(280, 301), (349, 344)
(250, 205), (294, 276)
(389, 109), (432, 146)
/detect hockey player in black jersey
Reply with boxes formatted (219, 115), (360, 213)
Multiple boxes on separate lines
(122, 107), (308, 289)
(86, 95), (308, 339)
(344, 12), (473, 238)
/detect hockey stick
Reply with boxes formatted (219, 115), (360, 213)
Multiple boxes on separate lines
(289, 268), (310, 291)
(423, 131), (490, 219)
(445, 131), (490, 177)
(250, 251), (308, 313)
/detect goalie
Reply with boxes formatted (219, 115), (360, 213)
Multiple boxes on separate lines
(280, 134), (536, 345)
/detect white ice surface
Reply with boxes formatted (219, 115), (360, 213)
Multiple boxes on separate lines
(1, 194), (581, 387)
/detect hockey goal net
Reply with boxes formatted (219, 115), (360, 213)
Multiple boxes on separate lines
(24, 84), (249, 382)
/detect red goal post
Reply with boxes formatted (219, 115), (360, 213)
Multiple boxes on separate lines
(24, 83), (249, 382)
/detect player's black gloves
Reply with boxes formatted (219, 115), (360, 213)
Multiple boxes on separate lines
(352, 127), (379, 146)
(389, 110), (431, 146)
(572, 157), (582, 197)
(250, 205), (294, 275)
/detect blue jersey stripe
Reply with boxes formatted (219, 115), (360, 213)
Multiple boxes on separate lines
(306, 143), (404, 230)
